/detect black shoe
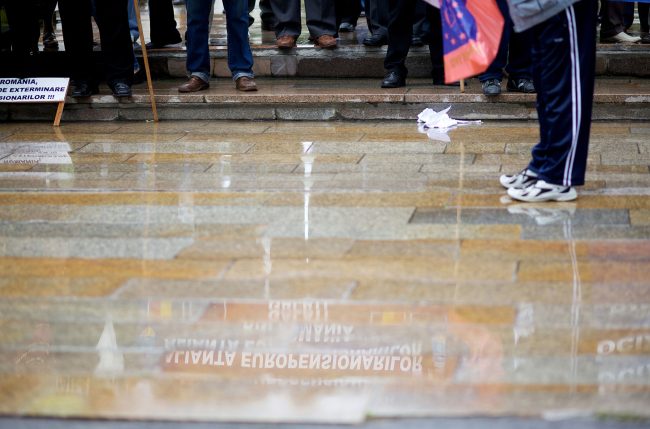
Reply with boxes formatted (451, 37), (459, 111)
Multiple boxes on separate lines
(363, 33), (387, 47)
(411, 36), (424, 46)
(507, 77), (535, 93)
(109, 81), (132, 97)
(481, 78), (501, 96)
(70, 80), (98, 98)
(339, 22), (355, 33)
(143, 40), (183, 50)
(381, 70), (406, 88)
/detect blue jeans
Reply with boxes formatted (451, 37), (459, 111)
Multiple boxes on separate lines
(186, 0), (254, 82)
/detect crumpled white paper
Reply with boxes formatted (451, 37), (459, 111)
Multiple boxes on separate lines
(417, 107), (482, 142)
(417, 106), (481, 130)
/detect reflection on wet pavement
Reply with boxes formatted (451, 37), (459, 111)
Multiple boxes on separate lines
(0, 121), (649, 423)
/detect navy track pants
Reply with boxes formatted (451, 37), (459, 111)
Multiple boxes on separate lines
(527, 0), (598, 187)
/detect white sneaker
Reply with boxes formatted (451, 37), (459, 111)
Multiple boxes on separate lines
(507, 180), (578, 202)
(500, 168), (538, 189)
(601, 32), (641, 44)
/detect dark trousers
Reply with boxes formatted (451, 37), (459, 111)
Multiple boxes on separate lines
(639, 2), (649, 32)
(149, 0), (182, 45)
(270, 0), (337, 39)
(384, 0), (443, 80)
(2, 0), (40, 75)
(58, 0), (134, 85)
(479, 0), (532, 82)
(528, 0), (597, 187)
(599, 0), (627, 38)
(412, 0), (428, 39)
(365, 0), (388, 37)
(41, 0), (58, 34)
(3, 0), (40, 55)
(335, 0), (361, 27)
(248, 0), (275, 27)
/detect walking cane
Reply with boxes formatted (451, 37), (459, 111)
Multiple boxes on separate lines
(133, 0), (159, 122)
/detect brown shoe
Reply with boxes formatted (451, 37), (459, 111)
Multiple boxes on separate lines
(276, 35), (297, 49)
(178, 76), (209, 93)
(235, 76), (258, 92)
(315, 34), (337, 49)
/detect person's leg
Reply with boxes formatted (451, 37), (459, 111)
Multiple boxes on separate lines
(426, 5), (444, 83)
(528, 0), (597, 187)
(184, 0), (212, 82)
(259, 0), (276, 30)
(600, 0), (627, 39)
(305, 0), (337, 39)
(365, 0), (388, 37)
(95, 0), (135, 88)
(271, 0), (301, 38)
(479, 0), (509, 83)
(148, 0), (182, 46)
(384, 0), (414, 75)
(4, 0), (40, 55)
(42, 0), (57, 33)
(335, 0), (360, 28)
(58, 0), (94, 83)
(127, 0), (139, 43)
(412, 0), (427, 44)
(639, 2), (649, 33)
(222, 0), (254, 80)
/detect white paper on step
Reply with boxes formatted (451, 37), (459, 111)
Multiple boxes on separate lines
(417, 106), (481, 130)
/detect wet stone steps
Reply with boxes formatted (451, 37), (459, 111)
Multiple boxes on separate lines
(2, 77), (649, 122)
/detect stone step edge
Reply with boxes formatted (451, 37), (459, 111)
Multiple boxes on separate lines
(60, 93), (649, 105)
(137, 47), (650, 78)
(4, 99), (648, 122)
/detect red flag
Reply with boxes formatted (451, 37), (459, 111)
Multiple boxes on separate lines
(440, 0), (504, 83)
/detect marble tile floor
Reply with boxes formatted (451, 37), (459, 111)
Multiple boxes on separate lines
(0, 120), (649, 424)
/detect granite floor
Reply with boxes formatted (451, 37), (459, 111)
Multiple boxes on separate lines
(0, 120), (649, 424)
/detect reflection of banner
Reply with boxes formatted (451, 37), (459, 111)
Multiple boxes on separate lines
(0, 142), (72, 165)
(440, 0), (503, 83)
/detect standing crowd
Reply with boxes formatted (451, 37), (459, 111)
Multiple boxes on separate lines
(0, 0), (647, 98)
(0, 0), (647, 202)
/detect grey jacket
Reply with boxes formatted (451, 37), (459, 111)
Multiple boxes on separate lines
(507, 0), (580, 32)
